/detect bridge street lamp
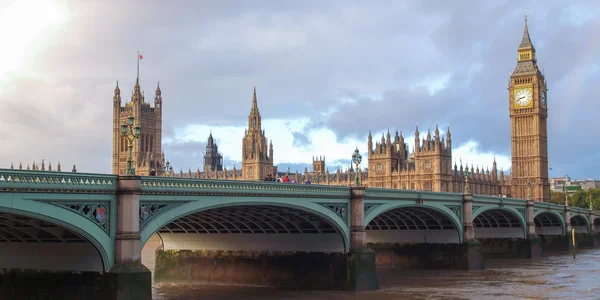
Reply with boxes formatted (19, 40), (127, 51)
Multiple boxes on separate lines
(121, 115), (141, 175)
(463, 165), (470, 194)
(164, 161), (174, 177)
(352, 147), (362, 187)
(527, 181), (532, 200)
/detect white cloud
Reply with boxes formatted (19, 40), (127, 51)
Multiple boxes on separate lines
(169, 117), (510, 173)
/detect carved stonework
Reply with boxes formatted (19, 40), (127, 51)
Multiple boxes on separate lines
(319, 203), (348, 224)
(53, 202), (110, 234)
(139, 202), (189, 231)
(445, 205), (462, 220)
(364, 204), (382, 217)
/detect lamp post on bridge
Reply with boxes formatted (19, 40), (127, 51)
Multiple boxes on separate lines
(527, 181), (532, 200)
(121, 115), (141, 175)
(163, 161), (174, 177)
(352, 147), (362, 187)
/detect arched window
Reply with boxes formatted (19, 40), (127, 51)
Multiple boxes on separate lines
(150, 135), (154, 152)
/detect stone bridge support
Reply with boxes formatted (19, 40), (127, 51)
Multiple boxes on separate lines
(348, 187), (379, 290)
(524, 200), (542, 258)
(459, 192), (483, 269)
(108, 176), (151, 299)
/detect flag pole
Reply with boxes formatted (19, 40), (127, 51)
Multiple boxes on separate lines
(137, 50), (140, 79)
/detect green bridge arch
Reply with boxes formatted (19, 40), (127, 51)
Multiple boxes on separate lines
(0, 198), (113, 271)
(364, 202), (464, 243)
(139, 196), (351, 251)
(472, 205), (527, 238)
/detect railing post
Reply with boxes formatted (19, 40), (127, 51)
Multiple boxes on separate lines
(107, 175), (151, 299)
(346, 186), (378, 291)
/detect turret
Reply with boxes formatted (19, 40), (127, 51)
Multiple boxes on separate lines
(113, 81), (121, 105)
(154, 82), (162, 107)
(446, 126), (452, 150)
(414, 125), (420, 152)
(269, 140), (273, 162)
(368, 130), (373, 152)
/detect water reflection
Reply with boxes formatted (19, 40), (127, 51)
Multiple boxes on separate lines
(153, 249), (600, 300)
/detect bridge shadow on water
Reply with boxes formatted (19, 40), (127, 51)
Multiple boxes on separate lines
(152, 248), (600, 300)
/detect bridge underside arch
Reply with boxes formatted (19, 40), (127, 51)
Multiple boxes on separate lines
(534, 212), (564, 236)
(0, 212), (104, 272)
(156, 205), (345, 253)
(366, 206), (459, 244)
(571, 215), (589, 234)
(473, 209), (524, 239)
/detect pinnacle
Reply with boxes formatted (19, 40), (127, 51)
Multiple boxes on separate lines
(519, 12), (533, 49)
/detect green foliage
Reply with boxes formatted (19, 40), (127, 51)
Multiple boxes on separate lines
(553, 188), (600, 210)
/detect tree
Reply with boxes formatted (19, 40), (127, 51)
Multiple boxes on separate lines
(550, 190), (566, 205)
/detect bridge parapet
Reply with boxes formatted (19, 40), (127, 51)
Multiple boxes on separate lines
(364, 188), (463, 201)
(140, 177), (350, 198)
(0, 168), (117, 193)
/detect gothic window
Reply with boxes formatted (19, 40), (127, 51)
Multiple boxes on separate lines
(248, 167), (254, 177)
(150, 135), (154, 152)
(253, 118), (257, 128)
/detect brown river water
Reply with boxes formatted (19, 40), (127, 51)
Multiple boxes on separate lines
(151, 249), (600, 300)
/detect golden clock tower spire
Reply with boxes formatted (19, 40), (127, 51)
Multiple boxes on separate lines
(508, 14), (550, 201)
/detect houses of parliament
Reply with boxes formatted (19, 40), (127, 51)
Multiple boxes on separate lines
(111, 18), (550, 201)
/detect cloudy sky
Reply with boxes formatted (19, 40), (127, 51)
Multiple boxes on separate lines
(0, 0), (598, 179)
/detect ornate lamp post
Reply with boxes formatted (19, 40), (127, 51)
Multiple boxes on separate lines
(463, 165), (470, 194)
(163, 161), (174, 177)
(527, 181), (532, 200)
(121, 115), (141, 175)
(352, 147), (362, 187)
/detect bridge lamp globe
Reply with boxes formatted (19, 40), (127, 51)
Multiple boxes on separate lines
(120, 123), (128, 135)
(134, 123), (141, 137)
(352, 147), (362, 168)
(165, 161), (170, 170)
(127, 115), (135, 126)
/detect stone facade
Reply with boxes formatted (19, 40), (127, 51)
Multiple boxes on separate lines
(112, 78), (165, 176)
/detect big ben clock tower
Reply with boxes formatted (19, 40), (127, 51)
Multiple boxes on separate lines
(509, 15), (550, 201)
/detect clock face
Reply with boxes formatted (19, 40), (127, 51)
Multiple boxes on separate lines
(514, 88), (533, 107)
(541, 91), (547, 108)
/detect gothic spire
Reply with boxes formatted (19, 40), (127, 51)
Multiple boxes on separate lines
(519, 12), (533, 49)
(251, 86), (259, 112)
(155, 82), (161, 96)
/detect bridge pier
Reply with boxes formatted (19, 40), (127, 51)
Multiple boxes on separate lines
(107, 176), (151, 300)
(457, 192), (484, 270)
(347, 186), (379, 290)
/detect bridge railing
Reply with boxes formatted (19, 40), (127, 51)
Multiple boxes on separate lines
(472, 195), (527, 207)
(365, 188), (464, 201)
(0, 168), (118, 192)
(140, 176), (351, 198)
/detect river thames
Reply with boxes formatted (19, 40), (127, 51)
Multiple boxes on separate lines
(152, 249), (600, 300)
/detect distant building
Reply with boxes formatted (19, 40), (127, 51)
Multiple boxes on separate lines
(203, 133), (223, 172)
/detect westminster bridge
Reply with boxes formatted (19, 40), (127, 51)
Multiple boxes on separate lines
(0, 168), (598, 299)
